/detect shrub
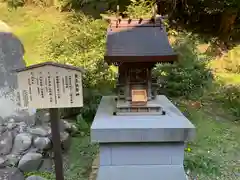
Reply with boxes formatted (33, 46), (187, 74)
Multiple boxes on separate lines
(124, 0), (153, 18)
(3, 0), (24, 9)
(75, 114), (90, 135)
(214, 84), (240, 119)
(210, 45), (240, 73)
(44, 12), (116, 122)
(221, 45), (240, 73)
(24, 171), (54, 179)
(2, 0), (52, 8)
(153, 33), (213, 98)
(184, 151), (221, 177)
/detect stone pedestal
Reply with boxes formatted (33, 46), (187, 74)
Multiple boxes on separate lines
(91, 95), (195, 180)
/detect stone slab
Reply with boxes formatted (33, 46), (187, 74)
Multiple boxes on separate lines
(97, 165), (187, 180)
(99, 143), (184, 166)
(0, 32), (36, 125)
(0, 32), (25, 89)
(91, 95), (195, 143)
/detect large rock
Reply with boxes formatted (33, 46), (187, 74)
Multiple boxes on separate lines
(59, 119), (72, 132)
(69, 123), (78, 136)
(0, 31), (36, 126)
(60, 132), (71, 151)
(6, 118), (17, 130)
(0, 125), (6, 134)
(33, 137), (51, 150)
(18, 121), (28, 133)
(12, 133), (32, 155)
(26, 175), (47, 180)
(0, 167), (24, 180)
(42, 125), (51, 136)
(0, 32), (25, 89)
(0, 156), (6, 168)
(6, 109), (36, 126)
(60, 119), (78, 136)
(0, 32), (26, 120)
(5, 154), (21, 167)
(35, 109), (50, 125)
(28, 127), (49, 137)
(0, 131), (13, 155)
(18, 152), (42, 172)
(38, 158), (54, 172)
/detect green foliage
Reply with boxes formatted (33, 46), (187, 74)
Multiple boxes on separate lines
(76, 114), (89, 134)
(2, 0), (24, 9)
(179, 102), (240, 179)
(44, 12), (116, 121)
(124, 0), (153, 18)
(55, 0), (82, 10)
(184, 152), (221, 177)
(64, 136), (98, 180)
(30, 0), (51, 7)
(153, 33), (213, 98)
(181, 0), (240, 13)
(2, 0), (53, 8)
(24, 171), (55, 179)
(213, 84), (240, 119)
(1, 4), (240, 180)
(220, 45), (240, 73)
(45, 12), (115, 87)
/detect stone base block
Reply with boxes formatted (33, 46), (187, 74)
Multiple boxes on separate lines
(96, 143), (187, 180)
(99, 143), (184, 166)
(97, 165), (187, 180)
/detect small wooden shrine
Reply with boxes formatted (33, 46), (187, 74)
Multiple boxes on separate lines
(105, 15), (178, 115)
(91, 10), (195, 180)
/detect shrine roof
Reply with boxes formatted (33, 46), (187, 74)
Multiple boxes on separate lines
(105, 17), (178, 63)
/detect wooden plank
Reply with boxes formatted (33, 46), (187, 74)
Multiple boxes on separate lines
(131, 89), (147, 105)
(50, 108), (64, 180)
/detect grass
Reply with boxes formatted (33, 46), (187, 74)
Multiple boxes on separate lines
(179, 101), (240, 179)
(64, 136), (97, 180)
(0, 4), (239, 180)
(215, 72), (240, 85)
(0, 4), (67, 65)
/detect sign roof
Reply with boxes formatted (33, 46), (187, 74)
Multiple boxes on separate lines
(15, 61), (85, 73)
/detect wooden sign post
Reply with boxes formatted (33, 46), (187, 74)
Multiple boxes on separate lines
(15, 62), (85, 180)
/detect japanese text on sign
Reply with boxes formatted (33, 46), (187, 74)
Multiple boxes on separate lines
(17, 66), (83, 109)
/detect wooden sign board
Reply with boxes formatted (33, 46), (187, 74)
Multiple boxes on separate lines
(15, 62), (84, 109)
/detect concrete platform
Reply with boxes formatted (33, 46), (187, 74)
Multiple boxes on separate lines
(90, 95), (195, 180)
(91, 95), (195, 143)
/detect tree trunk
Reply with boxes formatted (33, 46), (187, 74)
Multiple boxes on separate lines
(218, 9), (238, 41)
